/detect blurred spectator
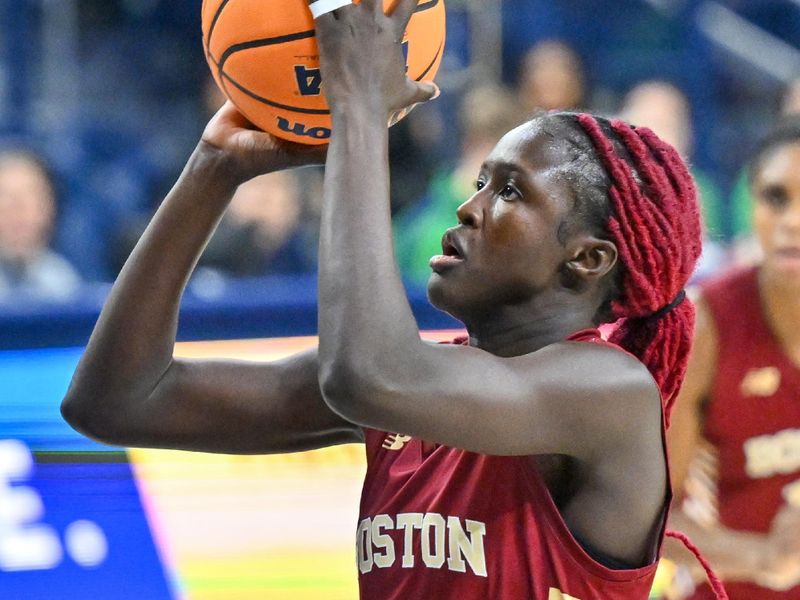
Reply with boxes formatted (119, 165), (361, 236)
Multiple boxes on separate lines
(0, 150), (81, 301)
(729, 78), (800, 262)
(202, 76), (227, 121)
(114, 169), (314, 278)
(620, 80), (728, 280)
(394, 84), (524, 286)
(113, 79), (316, 278)
(201, 170), (313, 276)
(517, 40), (586, 115)
(388, 109), (444, 216)
(781, 79), (800, 116)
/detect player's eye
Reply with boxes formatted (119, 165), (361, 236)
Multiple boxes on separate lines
(759, 185), (789, 209)
(758, 185), (789, 209)
(475, 179), (486, 191)
(499, 183), (520, 200)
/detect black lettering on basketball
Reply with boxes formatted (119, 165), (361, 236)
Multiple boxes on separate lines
(294, 65), (323, 96)
(277, 117), (331, 139)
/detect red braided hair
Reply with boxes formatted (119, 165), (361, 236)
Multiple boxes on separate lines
(574, 114), (702, 428)
(665, 530), (729, 599)
(567, 113), (728, 599)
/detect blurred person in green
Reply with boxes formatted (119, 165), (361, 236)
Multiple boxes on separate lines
(393, 85), (524, 286)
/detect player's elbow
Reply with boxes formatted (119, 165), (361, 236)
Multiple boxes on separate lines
(318, 357), (383, 423)
(319, 358), (360, 420)
(61, 394), (94, 436)
(60, 389), (129, 447)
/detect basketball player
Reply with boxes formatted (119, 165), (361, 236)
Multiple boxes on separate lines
(665, 118), (800, 599)
(61, 1), (723, 597)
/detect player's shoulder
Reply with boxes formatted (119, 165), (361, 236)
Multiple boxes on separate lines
(528, 340), (664, 464)
(524, 337), (662, 424)
(556, 336), (659, 393)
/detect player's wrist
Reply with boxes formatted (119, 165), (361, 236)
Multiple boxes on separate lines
(191, 140), (255, 189)
(180, 141), (252, 205)
(329, 94), (389, 122)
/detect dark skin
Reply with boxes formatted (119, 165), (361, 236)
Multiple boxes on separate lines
(61, 105), (361, 454)
(62, 0), (667, 569)
(666, 142), (800, 589)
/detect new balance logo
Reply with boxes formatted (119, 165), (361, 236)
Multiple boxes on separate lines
(548, 589), (581, 600)
(382, 434), (412, 450)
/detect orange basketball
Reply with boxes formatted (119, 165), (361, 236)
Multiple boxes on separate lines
(202, 0), (446, 145)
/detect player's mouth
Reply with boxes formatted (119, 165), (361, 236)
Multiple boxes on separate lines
(773, 246), (800, 269)
(430, 230), (466, 273)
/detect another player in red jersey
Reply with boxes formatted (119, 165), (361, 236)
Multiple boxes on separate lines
(61, 2), (722, 598)
(666, 118), (800, 599)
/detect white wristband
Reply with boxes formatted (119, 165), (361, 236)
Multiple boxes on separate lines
(309, 0), (353, 19)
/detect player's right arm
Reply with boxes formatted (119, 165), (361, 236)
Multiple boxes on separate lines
(665, 294), (799, 586)
(61, 103), (362, 454)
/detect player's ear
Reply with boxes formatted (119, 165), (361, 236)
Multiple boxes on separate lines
(560, 236), (618, 291)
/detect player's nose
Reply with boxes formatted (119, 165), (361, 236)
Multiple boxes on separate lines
(456, 193), (484, 229)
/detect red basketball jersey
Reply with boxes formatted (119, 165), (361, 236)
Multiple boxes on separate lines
(690, 267), (800, 600)
(356, 329), (666, 599)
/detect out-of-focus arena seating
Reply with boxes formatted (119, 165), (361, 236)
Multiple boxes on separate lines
(1, 2), (798, 324)
(2, 4), (800, 598)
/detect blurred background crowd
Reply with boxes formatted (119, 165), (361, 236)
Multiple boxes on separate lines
(1, 0), (799, 307)
(2, 2), (800, 598)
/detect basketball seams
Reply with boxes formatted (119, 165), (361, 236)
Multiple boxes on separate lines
(202, 0), (445, 142)
(215, 13), (442, 116)
(203, 0), (233, 65)
(221, 70), (332, 115)
(211, 0), (441, 66)
(415, 0), (441, 13)
(414, 39), (444, 82)
(219, 37), (444, 116)
(218, 30), (317, 75)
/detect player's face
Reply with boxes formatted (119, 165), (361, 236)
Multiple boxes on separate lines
(427, 121), (577, 320)
(752, 142), (800, 279)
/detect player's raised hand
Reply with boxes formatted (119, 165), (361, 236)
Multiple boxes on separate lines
(202, 101), (327, 181)
(313, 0), (438, 120)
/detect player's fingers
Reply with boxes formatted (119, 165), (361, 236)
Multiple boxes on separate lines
(361, 0), (382, 16)
(406, 80), (440, 106)
(309, 0), (354, 25)
(388, 82), (437, 127)
(292, 142), (329, 167)
(390, 0), (419, 32)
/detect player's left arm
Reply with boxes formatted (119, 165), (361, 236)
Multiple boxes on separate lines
(313, 1), (658, 458)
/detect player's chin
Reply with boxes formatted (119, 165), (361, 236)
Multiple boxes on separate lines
(426, 271), (463, 317)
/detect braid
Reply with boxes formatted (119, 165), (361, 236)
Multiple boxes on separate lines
(569, 113), (702, 427)
(666, 530), (729, 599)
(535, 112), (720, 597)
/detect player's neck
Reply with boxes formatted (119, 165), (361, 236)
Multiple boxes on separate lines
(463, 305), (595, 358)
